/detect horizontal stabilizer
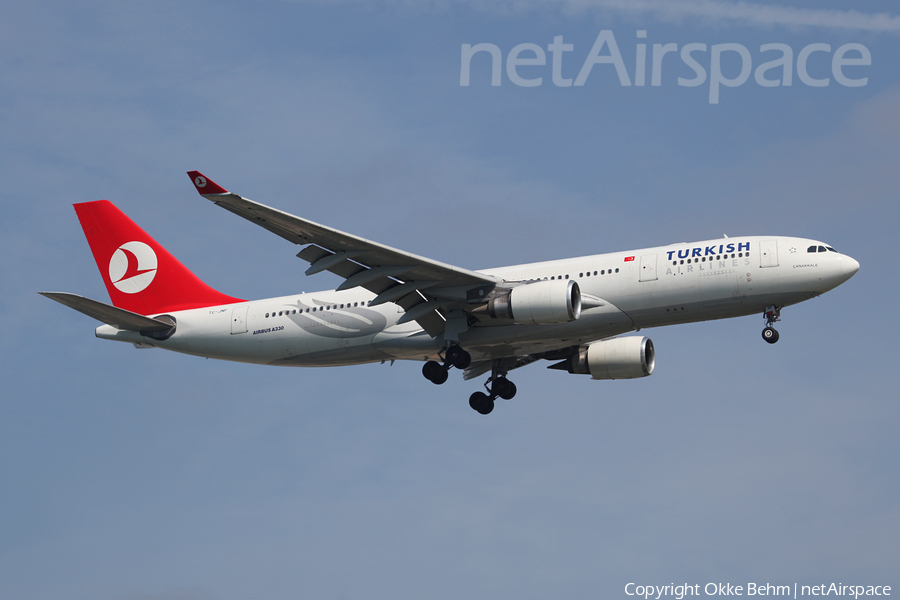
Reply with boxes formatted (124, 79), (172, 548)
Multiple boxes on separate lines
(38, 292), (174, 332)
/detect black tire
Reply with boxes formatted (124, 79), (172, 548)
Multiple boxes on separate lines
(423, 360), (448, 384)
(469, 391), (494, 415)
(445, 346), (472, 370)
(762, 327), (779, 344)
(453, 349), (472, 370)
(445, 345), (462, 364)
(494, 378), (517, 400)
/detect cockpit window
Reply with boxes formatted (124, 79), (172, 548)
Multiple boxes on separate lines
(826, 246), (837, 252)
(807, 246), (817, 253)
(817, 246), (827, 252)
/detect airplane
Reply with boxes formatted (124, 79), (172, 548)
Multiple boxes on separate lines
(40, 171), (860, 414)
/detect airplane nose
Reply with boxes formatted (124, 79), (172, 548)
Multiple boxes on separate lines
(842, 256), (860, 277)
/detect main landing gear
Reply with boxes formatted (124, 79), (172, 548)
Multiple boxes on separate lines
(422, 348), (518, 415)
(468, 377), (517, 415)
(469, 363), (518, 415)
(762, 305), (781, 344)
(422, 343), (471, 385)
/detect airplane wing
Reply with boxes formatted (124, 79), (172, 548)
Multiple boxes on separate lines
(187, 171), (500, 336)
(39, 292), (175, 332)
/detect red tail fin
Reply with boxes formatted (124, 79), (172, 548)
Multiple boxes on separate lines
(74, 200), (243, 315)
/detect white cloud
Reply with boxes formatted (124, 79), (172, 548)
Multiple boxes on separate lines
(452, 0), (900, 32)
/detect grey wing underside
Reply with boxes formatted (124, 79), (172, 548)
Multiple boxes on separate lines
(199, 190), (499, 337)
(463, 355), (543, 381)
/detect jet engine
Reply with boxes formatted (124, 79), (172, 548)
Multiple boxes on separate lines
(478, 279), (581, 325)
(553, 336), (655, 379)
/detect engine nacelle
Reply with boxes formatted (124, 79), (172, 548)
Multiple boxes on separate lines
(562, 336), (655, 379)
(481, 279), (581, 325)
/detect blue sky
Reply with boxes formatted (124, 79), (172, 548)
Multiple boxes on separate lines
(1, 1), (898, 599)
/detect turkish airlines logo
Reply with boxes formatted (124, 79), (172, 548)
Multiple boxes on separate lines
(109, 241), (158, 294)
(624, 256), (635, 262)
(194, 176), (207, 188)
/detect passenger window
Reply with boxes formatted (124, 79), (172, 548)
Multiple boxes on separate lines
(593, 271), (597, 276)
(579, 273), (583, 278)
(265, 313), (269, 318)
(615, 268), (619, 273)
(565, 274), (569, 279)
(551, 276), (555, 280)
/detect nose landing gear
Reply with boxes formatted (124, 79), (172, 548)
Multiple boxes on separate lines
(762, 305), (781, 344)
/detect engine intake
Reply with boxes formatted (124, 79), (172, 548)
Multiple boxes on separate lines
(554, 336), (655, 379)
(479, 279), (581, 325)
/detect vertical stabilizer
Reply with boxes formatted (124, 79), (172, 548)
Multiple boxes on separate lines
(73, 200), (243, 315)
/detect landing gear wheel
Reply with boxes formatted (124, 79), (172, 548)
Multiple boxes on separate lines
(445, 345), (472, 370)
(762, 327), (779, 344)
(493, 378), (517, 400)
(469, 391), (494, 415)
(423, 360), (448, 384)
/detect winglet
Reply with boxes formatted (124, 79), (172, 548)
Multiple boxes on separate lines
(187, 171), (229, 195)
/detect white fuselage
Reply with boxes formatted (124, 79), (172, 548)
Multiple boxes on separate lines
(95, 236), (858, 366)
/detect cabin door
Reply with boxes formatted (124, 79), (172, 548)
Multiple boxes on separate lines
(231, 304), (249, 334)
(639, 253), (658, 282)
(759, 240), (779, 268)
